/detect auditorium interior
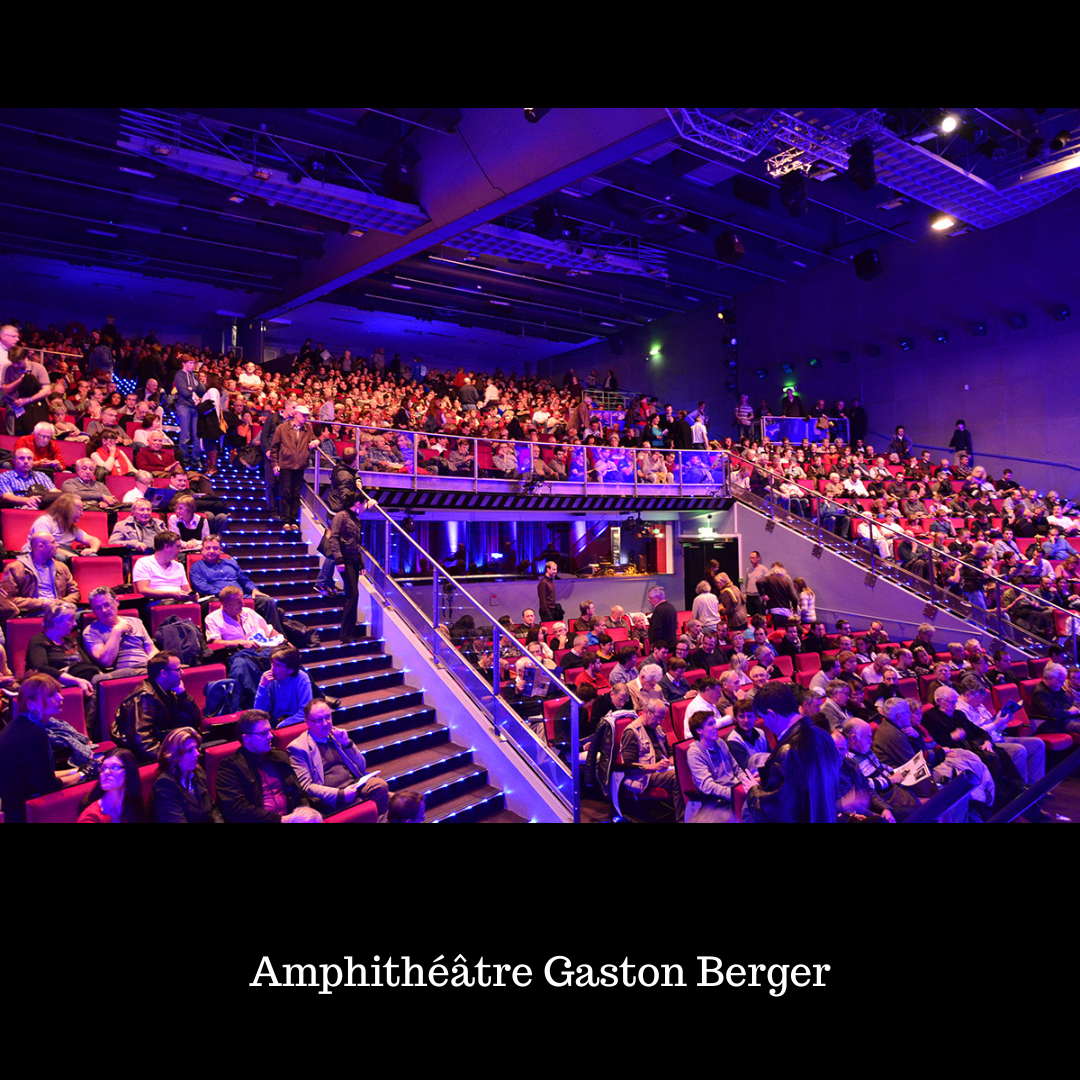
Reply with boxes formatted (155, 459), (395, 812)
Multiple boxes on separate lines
(3, 106), (1080, 824)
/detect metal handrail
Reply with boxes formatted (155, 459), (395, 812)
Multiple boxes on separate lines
(307, 420), (729, 497)
(867, 430), (1080, 484)
(328, 490), (584, 820)
(731, 452), (1078, 659)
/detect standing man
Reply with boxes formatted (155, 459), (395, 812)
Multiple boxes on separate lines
(538, 560), (560, 622)
(271, 404), (318, 533)
(745, 681), (840, 822)
(172, 354), (204, 468)
(734, 393), (754, 440)
(647, 584), (677, 646)
(744, 550), (769, 618)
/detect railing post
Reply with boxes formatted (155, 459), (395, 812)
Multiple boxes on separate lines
(928, 546), (936, 606)
(570, 697), (581, 824)
(412, 431), (418, 491)
(491, 624), (502, 734)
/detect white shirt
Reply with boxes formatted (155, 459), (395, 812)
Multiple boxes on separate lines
(205, 605), (275, 643)
(133, 554), (190, 593)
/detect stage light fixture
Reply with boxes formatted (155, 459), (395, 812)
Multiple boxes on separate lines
(524, 108), (550, 124)
(970, 321), (987, 336)
(934, 330), (949, 345)
(1009, 314), (1027, 330)
(930, 212), (955, 231)
(940, 113), (959, 133)
(756, 368), (769, 379)
(807, 356), (821, 369)
(899, 337), (915, 351)
(1052, 304), (1071, 321)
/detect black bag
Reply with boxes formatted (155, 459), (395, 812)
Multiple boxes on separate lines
(282, 618), (321, 649)
(153, 614), (210, 666)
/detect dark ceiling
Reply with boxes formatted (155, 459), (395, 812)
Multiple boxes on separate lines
(2, 106), (1078, 354)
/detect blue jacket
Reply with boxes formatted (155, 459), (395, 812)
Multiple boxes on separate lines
(254, 670), (313, 728)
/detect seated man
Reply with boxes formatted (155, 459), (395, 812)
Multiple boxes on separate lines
(14, 422), (63, 470)
(557, 634), (590, 676)
(955, 676), (1046, 788)
(1029, 661), (1080, 734)
(682, 677), (725, 739)
(0, 446), (59, 508)
(254, 643), (315, 728)
(0, 531), (80, 616)
(287, 700), (389, 821)
(157, 472), (229, 533)
(205, 585), (281, 707)
(189, 535), (283, 633)
(110, 650), (202, 764)
(133, 530), (195, 602)
(83, 585), (158, 679)
(134, 429), (182, 477)
(620, 698), (685, 821)
(575, 653), (612, 695)
(685, 709), (746, 822)
(627, 662), (666, 712)
(61, 457), (120, 507)
(215, 709), (322, 823)
(108, 497), (165, 555)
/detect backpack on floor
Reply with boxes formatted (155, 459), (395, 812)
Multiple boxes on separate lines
(204, 678), (241, 717)
(282, 619), (321, 649)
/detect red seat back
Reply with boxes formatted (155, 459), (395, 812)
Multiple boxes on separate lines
(150, 602), (202, 637)
(2, 509), (41, 553)
(71, 556), (126, 597)
(205, 740), (241, 800)
(8, 617), (43, 679)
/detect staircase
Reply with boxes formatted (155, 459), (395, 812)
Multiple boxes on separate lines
(212, 461), (525, 822)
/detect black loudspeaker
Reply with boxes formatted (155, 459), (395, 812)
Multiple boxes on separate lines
(714, 231), (745, 262)
(853, 248), (883, 281)
(847, 137), (877, 191)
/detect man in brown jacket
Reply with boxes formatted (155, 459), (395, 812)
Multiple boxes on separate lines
(270, 405), (319, 531)
(0, 532), (80, 615)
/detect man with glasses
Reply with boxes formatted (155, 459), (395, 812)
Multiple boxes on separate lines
(215, 709), (321, 823)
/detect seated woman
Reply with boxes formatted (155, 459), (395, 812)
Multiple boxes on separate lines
(89, 427), (135, 477)
(77, 748), (147, 823)
(22, 492), (99, 560)
(151, 726), (222, 824)
(167, 494), (211, 553)
(27, 600), (98, 701)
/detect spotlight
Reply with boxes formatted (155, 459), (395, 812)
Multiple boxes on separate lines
(1026, 138), (1045, 160)
(728, 336), (738, 346)
(807, 356), (821, 369)
(847, 137), (877, 191)
(865, 343), (882, 357)
(287, 169), (304, 184)
(781, 363), (793, 374)
(780, 169), (807, 217)
(1052, 304), (1071, 321)
(934, 330), (949, 345)
(899, 337), (915, 351)
(970, 321), (988, 336)
(401, 515), (416, 534)
(940, 113), (959, 133)
(756, 368), (769, 379)
(836, 350), (851, 364)
(930, 212), (956, 231)
(1009, 314), (1027, 330)
(1050, 130), (1072, 153)
(524, 108), (551, 124)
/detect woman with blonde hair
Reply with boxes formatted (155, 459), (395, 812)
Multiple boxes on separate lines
(714, 572), (747, 632)
(24, 493), (99, 558)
